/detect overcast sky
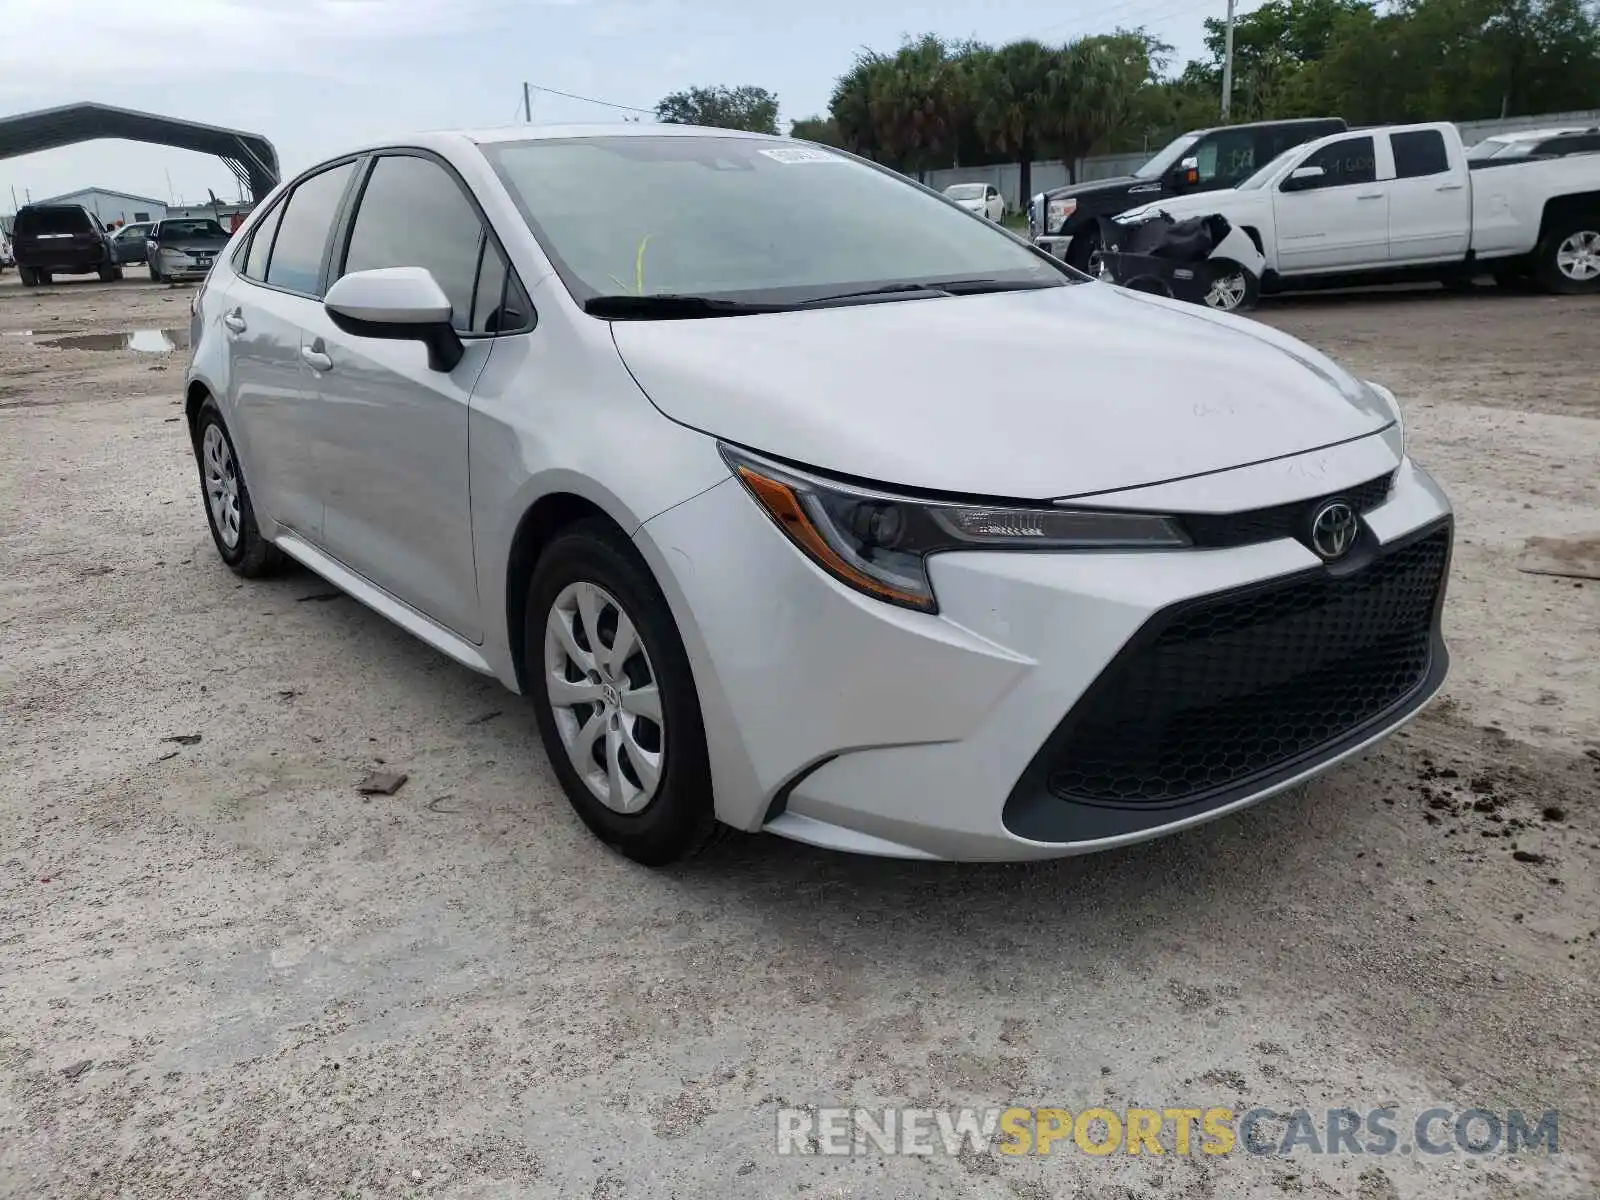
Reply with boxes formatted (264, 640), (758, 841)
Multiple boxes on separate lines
(0, 0), (1228, 211)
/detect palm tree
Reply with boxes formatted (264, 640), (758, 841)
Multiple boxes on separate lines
(975, 39), (1060, 206)
(1049, 37), (1138, 182)
(831, 51), (892, 161)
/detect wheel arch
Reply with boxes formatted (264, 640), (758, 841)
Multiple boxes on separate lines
(1537, 191), (1600, 243)
(503, 491), (628, 693)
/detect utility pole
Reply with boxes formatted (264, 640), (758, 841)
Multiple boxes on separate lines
(523, 82), (532, 123)
(1220, 0), (1236, 120)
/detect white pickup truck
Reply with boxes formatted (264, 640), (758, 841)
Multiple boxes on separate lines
(1118, 120), (1600, 298)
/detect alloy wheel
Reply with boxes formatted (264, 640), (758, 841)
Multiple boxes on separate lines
(543, 581), (665, 815)
(1204, 271), (1249, 311)
(201, 424), (241, 549)
(1555, 230), (1600, 283)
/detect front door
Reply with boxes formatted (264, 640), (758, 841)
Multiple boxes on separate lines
(1272, 135), (1388, 273)
(310, 152), (504, 642)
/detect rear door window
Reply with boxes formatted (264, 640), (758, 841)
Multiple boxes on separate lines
(265, 160), (357, 295)
(1391, 130), (1450, 179)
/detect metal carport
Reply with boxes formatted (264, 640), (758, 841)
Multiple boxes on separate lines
(0, 102), (279, 201)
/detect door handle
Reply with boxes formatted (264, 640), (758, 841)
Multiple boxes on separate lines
(222, 309), (247, 333)
(301, 345), (333, 372)
(1355, 192), (1384, 200)
(1436, 182), (1465, 192)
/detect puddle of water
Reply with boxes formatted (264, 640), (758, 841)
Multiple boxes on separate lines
(45, 328), (189, 353)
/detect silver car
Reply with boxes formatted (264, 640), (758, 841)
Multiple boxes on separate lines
(147, 217), (230, 282)
(184, 124), (1450, 866)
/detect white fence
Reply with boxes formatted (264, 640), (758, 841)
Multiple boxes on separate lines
(924, 109), (1600, 211)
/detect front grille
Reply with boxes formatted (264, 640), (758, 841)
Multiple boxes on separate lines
(1043, 524), (1449, 807)
(1179, 473), (1393, 549)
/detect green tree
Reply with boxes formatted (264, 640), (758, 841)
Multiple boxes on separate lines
(974, 39), (1060, 203)
(789, 115), (842, 146)
(655, 85), (780, 134)
(1049, 36), (1141, 180)
(830, 50), (894, 161)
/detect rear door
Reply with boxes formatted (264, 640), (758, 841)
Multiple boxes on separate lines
(222, 160), (360, 540)
(1272, 134), (1388, 272)
(303, 151), (516, 641)
(1385, 128), (1469, 263)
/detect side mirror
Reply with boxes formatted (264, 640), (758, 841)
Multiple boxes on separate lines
(1282, 165), (1326, 192)
(1170, 155), (1201, 189)
(324, 267), (464, 372)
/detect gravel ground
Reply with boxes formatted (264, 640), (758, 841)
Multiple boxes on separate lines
(2, 274), (1597, 1200)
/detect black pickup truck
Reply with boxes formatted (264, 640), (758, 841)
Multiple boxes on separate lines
(1030, 117), (1347, 271)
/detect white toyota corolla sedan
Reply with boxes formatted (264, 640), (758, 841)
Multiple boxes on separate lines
(184, 124), (1452, 865)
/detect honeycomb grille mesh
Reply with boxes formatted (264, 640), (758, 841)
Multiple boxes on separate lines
(1045, 528), (1449, 807)
(1180, 473), (1394, 549)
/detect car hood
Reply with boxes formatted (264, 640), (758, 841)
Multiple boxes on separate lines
(609, 284), (1393, 500)
(1044, 175), (1143, 200)
(1121, 187), (1260, 223)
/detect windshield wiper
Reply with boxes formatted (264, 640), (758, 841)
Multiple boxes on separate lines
(584, 294), (791, 319)
(796, 278), (1059, 307)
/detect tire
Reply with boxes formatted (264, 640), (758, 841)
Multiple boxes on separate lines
(38, 271), (53, 286)
(18, 265), (37, 287)
(98, 263), (119, 282)
(1533, 216), (1600, 294)
(1201, 259), (1261, 312)
(149, 263), (163, 283)
(193, 400), (283, 578)
(1065, 225), (1101, 274)
(524, 518), (717, 866)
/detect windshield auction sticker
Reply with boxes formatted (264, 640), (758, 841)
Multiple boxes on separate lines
(759, 147), (840, 164)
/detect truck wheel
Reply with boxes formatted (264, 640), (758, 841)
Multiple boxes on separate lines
(38, 271), (53, 286)
(1202, 260), (1261, 312)
(18, 265), (37, 287)
(1534, 218), (1600, 294)
(1065, 226), (1101, 274)
(98, 264), (120, 282)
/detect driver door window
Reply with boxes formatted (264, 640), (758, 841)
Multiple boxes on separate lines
(1287, 136), (1377, 191)
(1193, 128), (1258, 186)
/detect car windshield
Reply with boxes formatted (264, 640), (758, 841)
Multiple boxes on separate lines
(160, 219), (227, 238)
(945, 184), (984, 200)
(483, 135), (1070, 307)
(1237, 145), (1304, 189)
(1134, 133), (1201, 179)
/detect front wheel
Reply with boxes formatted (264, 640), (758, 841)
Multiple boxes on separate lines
(1202, 259), (1261, 312)
(1534, 218), (1600, 294)
(18, 265), (37, 287)
(1065, 226), (1101, 274)
(525, 519), (717, 866)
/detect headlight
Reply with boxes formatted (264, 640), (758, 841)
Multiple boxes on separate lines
(1045, 198), (1077, 234)
(720, 444), (1189, 613)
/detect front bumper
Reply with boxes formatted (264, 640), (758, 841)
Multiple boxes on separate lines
(638, 447), (1452, 861)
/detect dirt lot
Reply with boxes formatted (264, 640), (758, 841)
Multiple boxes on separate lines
(2, 274), (1597, 1200)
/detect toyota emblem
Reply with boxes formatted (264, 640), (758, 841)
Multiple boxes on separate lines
(1309, 500), (1359, 561)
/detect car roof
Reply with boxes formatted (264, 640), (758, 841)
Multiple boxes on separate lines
(1183, 117), (1344, 137)
(18, 202), (91, 213)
